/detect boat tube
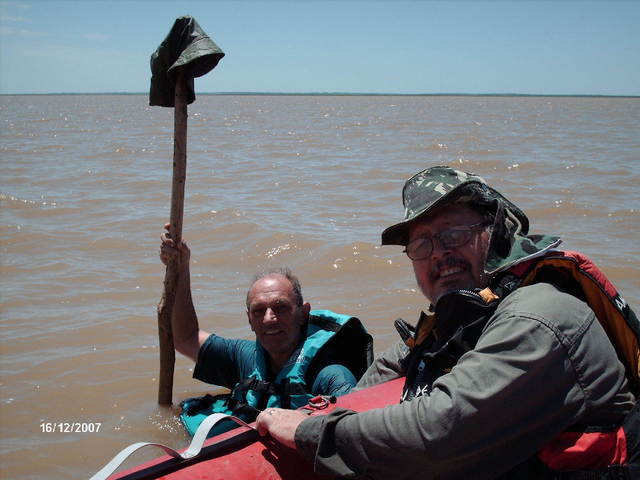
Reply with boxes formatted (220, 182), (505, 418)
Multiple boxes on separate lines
(92, 377), (404, 480)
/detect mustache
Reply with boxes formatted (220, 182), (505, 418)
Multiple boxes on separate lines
(429, 257), (470, 282)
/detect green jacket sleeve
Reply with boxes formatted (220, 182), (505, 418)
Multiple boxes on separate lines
(352, 340), (408, 391)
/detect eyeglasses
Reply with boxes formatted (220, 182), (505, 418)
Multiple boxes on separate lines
(403, 222), (487, 260)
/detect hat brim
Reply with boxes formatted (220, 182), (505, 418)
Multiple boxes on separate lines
(381, 182), (474, 246)
(381, 219), (416, 246)
(381, 180), (529, 246)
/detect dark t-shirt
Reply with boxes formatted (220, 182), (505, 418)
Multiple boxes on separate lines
(193, 334), (356, 397)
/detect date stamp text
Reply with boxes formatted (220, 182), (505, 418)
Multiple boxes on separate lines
(40, 422), (102, 433)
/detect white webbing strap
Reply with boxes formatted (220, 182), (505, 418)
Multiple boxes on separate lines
(90, 413), (254, 480)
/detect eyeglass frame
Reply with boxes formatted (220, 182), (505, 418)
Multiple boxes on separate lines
(402, 221), (489, 261)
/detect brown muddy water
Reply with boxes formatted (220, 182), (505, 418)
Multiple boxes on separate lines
(1, 94), (639, 479)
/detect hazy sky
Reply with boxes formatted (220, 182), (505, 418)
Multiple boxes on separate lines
(1, 0), (638, 95)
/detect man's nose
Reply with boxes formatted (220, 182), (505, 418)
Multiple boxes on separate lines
(430, 237), (451, 260)
(263, 308), (277, 323)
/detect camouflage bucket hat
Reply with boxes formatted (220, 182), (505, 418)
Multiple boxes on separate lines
(381, 165), (530, 246)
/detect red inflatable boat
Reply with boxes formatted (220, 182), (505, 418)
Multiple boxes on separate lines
(102, 378), (404, 480)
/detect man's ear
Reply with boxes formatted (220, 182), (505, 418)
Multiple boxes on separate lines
(299, 302), (311, 324)
(247, 309), (255, 332)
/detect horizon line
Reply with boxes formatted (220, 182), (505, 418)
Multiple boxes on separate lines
(1, 91), (639, 98)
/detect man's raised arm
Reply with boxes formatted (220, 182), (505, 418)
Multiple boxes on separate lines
(159, 224), (210, 362)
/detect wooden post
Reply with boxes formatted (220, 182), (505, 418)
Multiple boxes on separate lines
(157, 68), (188, 405)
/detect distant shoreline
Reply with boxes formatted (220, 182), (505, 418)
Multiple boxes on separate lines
(1, 92), (639, 98)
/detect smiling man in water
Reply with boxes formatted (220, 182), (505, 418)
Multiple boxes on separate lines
(160, 230), (371, 432)
(256, 165), (638, 479)
(244, 273), (311, 373)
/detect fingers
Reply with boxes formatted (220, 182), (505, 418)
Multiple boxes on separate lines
(159, 225), (177, 265)
(256, 408), (274, 436)
(159, 224), (191, 267)
(254, 408), (307, 449)
(256, 411), (269, 436)
(161, 232), (174, 246)
(161, 225), (190, 250)
(159, 242), (177, 264)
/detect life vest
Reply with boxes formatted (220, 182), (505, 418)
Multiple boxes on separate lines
(506, 250), (639, 394)
(180, 310), (373, 437)
(399, 289), (499, 402)
(400, 250), (639, 477)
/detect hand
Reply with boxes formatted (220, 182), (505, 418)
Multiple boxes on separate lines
(256, 408), (310, 450)
(159, 223), (191, 270)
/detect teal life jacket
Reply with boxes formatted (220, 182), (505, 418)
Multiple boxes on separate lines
(180, 309), (372, 437)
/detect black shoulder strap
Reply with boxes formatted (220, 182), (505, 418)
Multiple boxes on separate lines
(232, 376), (309, 396)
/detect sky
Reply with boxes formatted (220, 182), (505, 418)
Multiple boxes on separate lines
(0, 0), (638, 96)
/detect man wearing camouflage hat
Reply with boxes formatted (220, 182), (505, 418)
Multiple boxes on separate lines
(257, 165), (638, 479)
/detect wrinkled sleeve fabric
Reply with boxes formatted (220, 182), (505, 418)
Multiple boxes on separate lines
(295, 284), (633, 479)
(353, 339), (408, 391)
(193, 334), (256, 388)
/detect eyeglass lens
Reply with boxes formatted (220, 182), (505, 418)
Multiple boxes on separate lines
(404, 223), (484, 260)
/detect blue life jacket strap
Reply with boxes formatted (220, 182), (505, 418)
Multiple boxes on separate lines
(233, 377), (309, 396)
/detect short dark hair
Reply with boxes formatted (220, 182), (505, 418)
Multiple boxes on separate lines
(246, 267), (304, 308)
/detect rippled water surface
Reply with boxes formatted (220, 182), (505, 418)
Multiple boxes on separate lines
(1, 94), (639, 478)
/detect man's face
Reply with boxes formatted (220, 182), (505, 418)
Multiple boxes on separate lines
(408, 204), (491, 304)
(246, 274), (310, 360)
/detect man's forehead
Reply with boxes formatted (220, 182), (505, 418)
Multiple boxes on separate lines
(249, 293), (294, 308)
(248, 275), (295, 305)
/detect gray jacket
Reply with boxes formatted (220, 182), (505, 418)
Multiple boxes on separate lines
(294, 282), (636, 479)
